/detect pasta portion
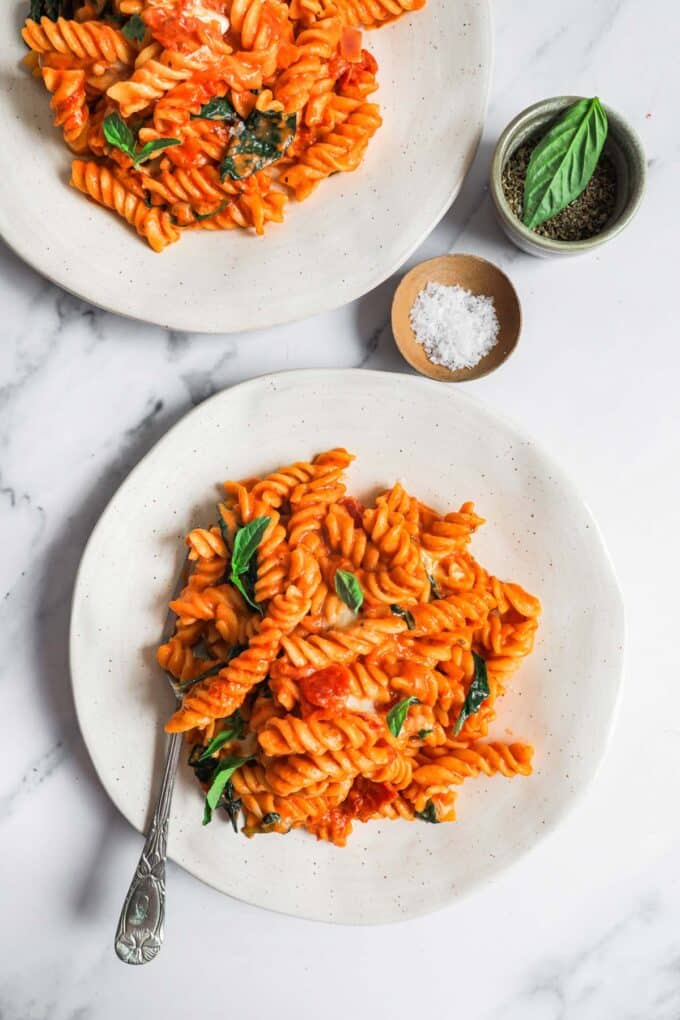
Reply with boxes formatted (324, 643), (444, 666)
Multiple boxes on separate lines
(158, 449), (541, 846)
(21, 0), (427, 250)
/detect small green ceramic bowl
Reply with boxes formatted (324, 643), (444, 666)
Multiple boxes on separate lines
(490, 96), (646, 257)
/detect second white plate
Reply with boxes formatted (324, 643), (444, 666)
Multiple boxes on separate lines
(0, 1), (491, 332)
(70, 370), (624, 924)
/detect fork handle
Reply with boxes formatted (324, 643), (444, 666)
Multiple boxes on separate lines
(114, 731), (182, 965)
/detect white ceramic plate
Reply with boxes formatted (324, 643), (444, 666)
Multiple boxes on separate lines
(0, 2), (491, 333)
(71, 370), (624, 924)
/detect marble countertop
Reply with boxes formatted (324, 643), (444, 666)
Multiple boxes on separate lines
(2, 0), (677, 1017)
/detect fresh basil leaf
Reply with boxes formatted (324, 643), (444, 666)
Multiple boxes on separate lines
(427, 572), (441, 600)
(232, 572), (261, 614)
(193, 198), (229, 221)
(417, 728), (433, 740)
(334, 569), (363, 613)
(261, 812), (281, 827)
(192, 96), (237, 122)
(220, 109), (297, 181)
(230, 517), (268, 612)
(452, 651), (490, 736)
(415, 799), (439, 823)
(231, 517), (270, 576)
(523, 97), (608, 229)
(133, 137), (181, 167)
(390, 604), (416, 629)
(203, 755), (251, 825)
(122, 13), (146, 42)
(198, 711), (244, 760)
(102, 112), (136, 159)
(386, 696), (419, 737)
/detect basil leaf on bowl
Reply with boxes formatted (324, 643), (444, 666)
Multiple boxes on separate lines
(452, 651), (490, 736)
(386, 696), (419, 737)
(523, 97), (608, 229)
(334, 569), (363, 613)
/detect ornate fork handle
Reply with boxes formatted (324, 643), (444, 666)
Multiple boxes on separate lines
(114, 731), (182, 965)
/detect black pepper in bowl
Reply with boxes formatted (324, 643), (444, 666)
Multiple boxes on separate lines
(502, 139), (618, 242)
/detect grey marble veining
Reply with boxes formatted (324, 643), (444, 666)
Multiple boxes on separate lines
(1, 0), (679, 1016)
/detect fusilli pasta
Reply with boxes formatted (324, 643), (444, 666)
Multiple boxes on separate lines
(158, 449), (541, 845)
(21, 0), (426, 249)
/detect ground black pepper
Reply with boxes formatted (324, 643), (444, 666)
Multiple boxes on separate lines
(502, 138), (618, 241)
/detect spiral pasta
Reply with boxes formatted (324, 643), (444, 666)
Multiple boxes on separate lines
(21, 0), (425, 249)
(158, 448), (541, 846)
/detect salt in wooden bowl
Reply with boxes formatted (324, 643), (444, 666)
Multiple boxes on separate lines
(391, 254), (522, 382)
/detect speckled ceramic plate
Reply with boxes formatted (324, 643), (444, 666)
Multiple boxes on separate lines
(0, 2), (491, 333)
(70, 370), (624, 924)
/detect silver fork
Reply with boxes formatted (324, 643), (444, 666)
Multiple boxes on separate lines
(114, 554), (190, 965)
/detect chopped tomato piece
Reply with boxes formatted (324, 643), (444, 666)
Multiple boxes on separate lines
(298, 665), (350, 715)
(347, 779), (396, 822)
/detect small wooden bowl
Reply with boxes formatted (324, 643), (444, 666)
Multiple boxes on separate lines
(391, 254), (522, 382)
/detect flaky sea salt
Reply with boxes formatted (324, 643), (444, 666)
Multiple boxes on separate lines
(409, 281), (500, 370)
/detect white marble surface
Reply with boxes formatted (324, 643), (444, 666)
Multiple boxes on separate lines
(1, 0), (678, 1016)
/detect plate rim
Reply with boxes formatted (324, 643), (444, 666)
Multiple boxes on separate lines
(69, 368), (625, 923)
(0, 2), (493, 334)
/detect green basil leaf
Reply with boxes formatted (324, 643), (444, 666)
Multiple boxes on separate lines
(198, 711), (244, 760)
(133, 137), (181, 167)
(417, 728), (433, 740)
(102, 112), (136, 159)
(232, 572), (261, 614)
(122, 13), (146, 42)
(386, 696), (420, 737)
(193, 198), (230, 221)
(220, 109), (297, 181)
(334, 569), (363, 613)
(390, 604), (416, 629)
(452, 651), (490, 736)
(231, 516), (270, 576)
(192, 96), (238, 121)
(415, 799), (439, 823)
(523, 97), (608, 229)
(203, 755), (251, 825)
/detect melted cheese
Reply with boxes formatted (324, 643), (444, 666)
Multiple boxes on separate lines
(345, 695), (377, 715)
(183, 0), (230, 34)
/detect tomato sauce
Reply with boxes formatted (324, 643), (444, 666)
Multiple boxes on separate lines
(340, 496), (365, 526)
(346, 779), (396, 822)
